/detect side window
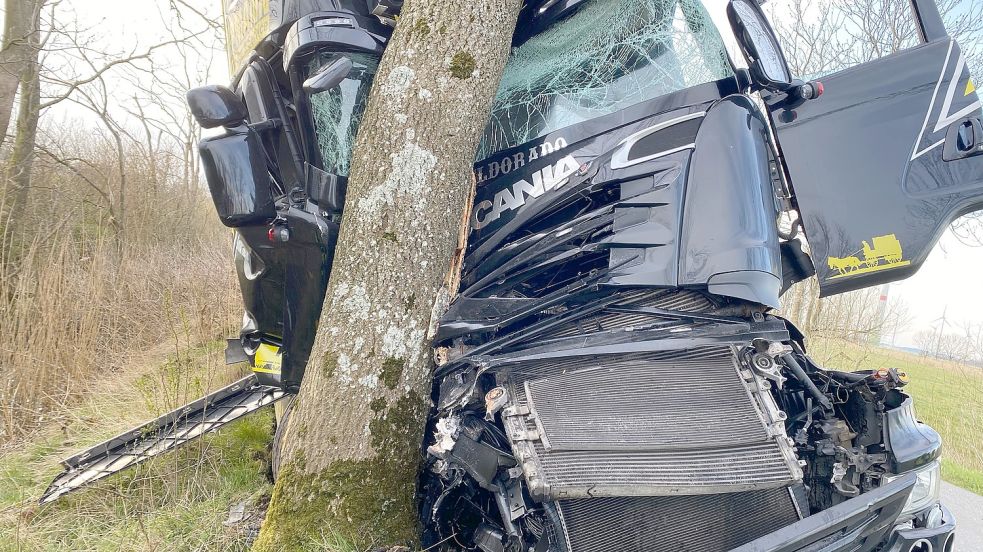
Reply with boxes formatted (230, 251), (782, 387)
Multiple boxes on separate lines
(307, 53), (380, 177)
(764, 0), (982, 82)
(762, 0), (923, 80)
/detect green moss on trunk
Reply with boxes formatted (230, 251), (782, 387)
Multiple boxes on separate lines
(448, 51), (476, 79)
(321, 353), (337, 379)
(252, 392), (427, 551)
(380, 357), (405, 390)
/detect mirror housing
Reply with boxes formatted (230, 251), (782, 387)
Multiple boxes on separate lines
(303, 56), (353, 94)
(728, 0), (793, 90)
(187, 85), (248, 129)
(199, 129), (276, 227)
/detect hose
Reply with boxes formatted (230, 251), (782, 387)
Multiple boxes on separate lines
(781, 353), (834, 413)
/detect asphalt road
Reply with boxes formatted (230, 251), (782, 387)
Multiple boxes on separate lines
(943, 482), (983, 551)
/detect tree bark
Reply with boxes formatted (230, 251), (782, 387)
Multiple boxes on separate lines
(3, 41), (40, 239)
(1, 0), (42, 251)
(0, 0), (43, 148)
(252, 1), (520, 549)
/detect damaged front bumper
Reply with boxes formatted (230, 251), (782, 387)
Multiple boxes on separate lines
(732, 474), (956, 552)
(424, 296), (959, 551)
(881, 503), (956, 552)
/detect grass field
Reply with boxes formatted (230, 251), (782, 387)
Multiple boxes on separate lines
(0, 343), (274, 552)
(806, 337), (983, 494)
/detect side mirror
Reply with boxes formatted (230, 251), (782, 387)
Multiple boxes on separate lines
(187, 85), (248, 129)
(728, 0), (793, 89)
(199, 130), (276, 227)
(303, 56), (353, 95)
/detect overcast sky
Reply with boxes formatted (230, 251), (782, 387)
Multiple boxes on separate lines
(62, 0), (229, 79)
(889, 230), (983, 348)
(10, 0), (983, 349)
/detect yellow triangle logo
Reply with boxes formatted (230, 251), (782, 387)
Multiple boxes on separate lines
(966, 78), (977, 96)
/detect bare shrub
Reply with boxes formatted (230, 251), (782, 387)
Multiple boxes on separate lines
(779, 276), (912, 345)
(0, 129), (238, 442)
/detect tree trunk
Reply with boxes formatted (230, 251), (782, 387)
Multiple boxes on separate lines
(0, 0), (43, 148)
(0, 0), (42, 248)
(252, 1), (520, 549)
(2, 16), (41, 248)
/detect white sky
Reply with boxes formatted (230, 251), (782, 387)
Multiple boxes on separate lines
(30, 0), (229, 132)
(888, 228), (983, 348)
(7, 0), (983, 349)
(62, 0), (229, 79)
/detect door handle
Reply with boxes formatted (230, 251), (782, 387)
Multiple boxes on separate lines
(943, 117), (983, 161)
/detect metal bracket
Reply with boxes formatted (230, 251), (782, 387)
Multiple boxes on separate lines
(502, 405), (530, 417)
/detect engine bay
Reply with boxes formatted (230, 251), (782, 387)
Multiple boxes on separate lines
(421, 300), (940, 551)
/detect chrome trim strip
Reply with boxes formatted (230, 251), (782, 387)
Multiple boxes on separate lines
(610, 111), (706, 169)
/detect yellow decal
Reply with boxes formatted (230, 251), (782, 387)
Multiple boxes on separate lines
(967, 78), (977, 97)
(827, 234), (910, 280)
(253, 343), (282, 374)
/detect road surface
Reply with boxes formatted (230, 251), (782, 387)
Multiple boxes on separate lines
(943, 481), (983, 551)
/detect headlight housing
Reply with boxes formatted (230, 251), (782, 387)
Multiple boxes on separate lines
(884, 459), (942, 520)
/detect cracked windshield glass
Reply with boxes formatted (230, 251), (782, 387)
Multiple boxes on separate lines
(308, 52), (380, 176)
(477, 0), (733, 159)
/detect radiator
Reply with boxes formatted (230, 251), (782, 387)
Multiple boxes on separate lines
(554, 489), (801, 551)
(499, 346), (801, 500)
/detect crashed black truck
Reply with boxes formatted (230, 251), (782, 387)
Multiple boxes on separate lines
(42, 0), (983, 551)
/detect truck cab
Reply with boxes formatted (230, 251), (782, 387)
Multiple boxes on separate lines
(219, 0), (983, 395)
(422, 1), (978, 550)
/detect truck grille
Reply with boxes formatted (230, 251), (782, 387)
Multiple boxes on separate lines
(500, 346), (801, 500)
(555, 489), (800, 551)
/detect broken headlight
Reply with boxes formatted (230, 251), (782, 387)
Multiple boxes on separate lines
(884, 459), (941, 520)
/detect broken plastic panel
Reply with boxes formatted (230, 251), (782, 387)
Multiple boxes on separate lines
(477, 0), (732, 159)
(41, 375), (285, 504)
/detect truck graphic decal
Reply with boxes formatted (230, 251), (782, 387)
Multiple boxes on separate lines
(827, 234), (911, 279)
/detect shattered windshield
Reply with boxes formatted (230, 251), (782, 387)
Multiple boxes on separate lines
(307, 52), (379, 176)
(478, 0), (733, 159)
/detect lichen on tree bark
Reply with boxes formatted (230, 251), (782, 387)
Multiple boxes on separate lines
(252, 1), (521, 549)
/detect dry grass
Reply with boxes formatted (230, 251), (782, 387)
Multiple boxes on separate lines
(0, 341), (274, 552)
(0, 191), (272, 549)
(0, 120), (243, 441)
(0, 217), (239, 442)
(0, 114), (269, 550)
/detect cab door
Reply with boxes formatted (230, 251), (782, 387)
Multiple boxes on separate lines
(731, 0), (983, 296)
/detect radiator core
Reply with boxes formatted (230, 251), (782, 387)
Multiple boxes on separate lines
(554, 489), (800, 551)
(500, 346), (801, 500)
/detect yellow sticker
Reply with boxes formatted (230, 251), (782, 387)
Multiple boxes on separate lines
(966, 78), (977, 96)
(253, 343), (282, 374)
(827, 234), (911, 280)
